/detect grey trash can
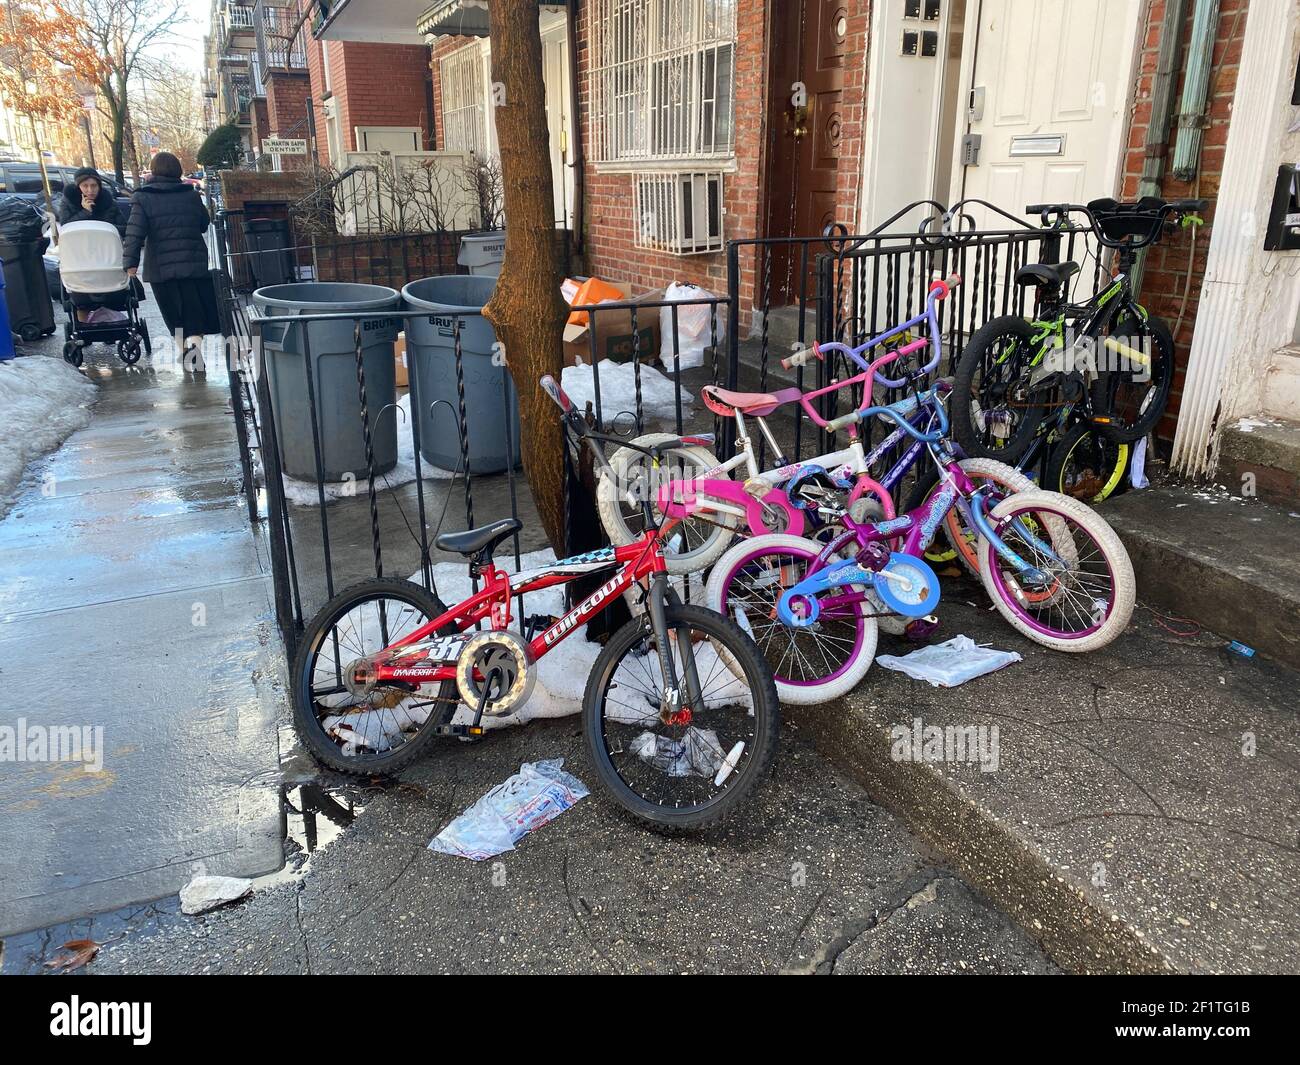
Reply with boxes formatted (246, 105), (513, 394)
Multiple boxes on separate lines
(253, 282), (400, 482)
(401, 275), (520, 474)
(244, 217), (294, 288)
(457, 232), (505, 277)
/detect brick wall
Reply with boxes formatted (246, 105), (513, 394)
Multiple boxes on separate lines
(1120, 0), (1249, 440)
(266, 70), (312, 171)
(330, 42), (434, 153)
(572, 0), (871, 320)
(251, 97), (271, 153)
(301, 0), (434, 165)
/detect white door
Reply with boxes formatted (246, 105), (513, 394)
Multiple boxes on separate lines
(952, 0), (1141, 224)
(541, 27), (575, 227)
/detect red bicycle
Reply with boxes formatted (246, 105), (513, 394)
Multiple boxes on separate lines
(290, 376), (780, 831)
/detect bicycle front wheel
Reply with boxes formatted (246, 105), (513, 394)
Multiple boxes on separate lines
(1045, 423), (1130, 502)
(1090, 312), (1173, 443)
(976, 490), (1135, 652)
(583, 603), (780, 832)
(596, 434), (735, 575)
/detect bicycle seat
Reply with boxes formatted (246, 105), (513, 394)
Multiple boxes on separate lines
(701, 385), (802, 417)
(1015, 262), (1080, 289)
(435, 517), (522, 560)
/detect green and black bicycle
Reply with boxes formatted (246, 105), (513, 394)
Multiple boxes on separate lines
(950, 196), (1205, 501)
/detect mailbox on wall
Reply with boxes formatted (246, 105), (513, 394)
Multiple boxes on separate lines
(1264, 164), (1300, 252)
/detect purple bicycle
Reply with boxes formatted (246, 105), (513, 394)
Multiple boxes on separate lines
(704, 374), (1135, 704)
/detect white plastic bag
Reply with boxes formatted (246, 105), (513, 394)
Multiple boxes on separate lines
(429, 758), (589, 861)
(659, 282), (725, 371)
(875, 635), (1020, 688)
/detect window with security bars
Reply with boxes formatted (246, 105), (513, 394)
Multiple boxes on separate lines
(634, 170), (724, 254)
(590, 0), (736, 163)
(440, 43), (487, 155)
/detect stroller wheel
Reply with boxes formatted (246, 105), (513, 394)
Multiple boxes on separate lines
(117, 336), (142, 366)
(63, 342), (83, 368)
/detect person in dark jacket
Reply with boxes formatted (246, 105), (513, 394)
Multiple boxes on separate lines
(123, 151), (218, 372)
(55, 167), (123, 228)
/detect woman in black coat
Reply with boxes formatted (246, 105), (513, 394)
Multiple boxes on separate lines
(55, 167), (123, 228)
(123, 151), (218, 371)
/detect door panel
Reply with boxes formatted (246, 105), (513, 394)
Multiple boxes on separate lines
(957, 0), (1138, 223)
(765, 0), (848, 305)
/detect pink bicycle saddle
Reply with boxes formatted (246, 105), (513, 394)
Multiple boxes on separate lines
(701, 385), (803, 417)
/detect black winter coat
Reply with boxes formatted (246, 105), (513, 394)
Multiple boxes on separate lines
(122, 177), (210, 283)
(55, 182), (123, 228)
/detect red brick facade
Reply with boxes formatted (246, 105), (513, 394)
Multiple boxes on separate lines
(1120, 0), (1248, 439)
(302, 5), (435, 168)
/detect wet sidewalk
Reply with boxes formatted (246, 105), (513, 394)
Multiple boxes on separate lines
(0, 338), (286, 937)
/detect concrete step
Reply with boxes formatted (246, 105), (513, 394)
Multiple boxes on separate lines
(1098, 484), (1300, 665)
(1216, 414), (1300, 506)
(795, 596), (1300, 974)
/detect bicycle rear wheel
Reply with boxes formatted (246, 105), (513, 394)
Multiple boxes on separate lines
(705, 534), (879, 703)
(583, 603), (780, 832)
(597, 434), (735, 575)
(291, 579), (459, 775)
(951, 316), (1048, 462)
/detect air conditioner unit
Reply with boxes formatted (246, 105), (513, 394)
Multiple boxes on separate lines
(633, 171), (724, 255)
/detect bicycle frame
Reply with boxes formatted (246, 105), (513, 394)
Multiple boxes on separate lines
(660, 294), (949, 531)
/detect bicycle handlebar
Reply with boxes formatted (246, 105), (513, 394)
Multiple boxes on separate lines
(781, 344), (824, 371)
(826, 400), (946, 442)
(1026, 199), (1208, 248)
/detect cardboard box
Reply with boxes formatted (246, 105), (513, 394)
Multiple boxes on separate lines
(395, 333), (408, 388)
(562, 289), (662, 367)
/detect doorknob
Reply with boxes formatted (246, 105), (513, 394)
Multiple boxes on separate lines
(785, 104), (809, 140)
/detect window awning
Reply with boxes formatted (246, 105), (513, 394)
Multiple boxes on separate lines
(417, 1), (565, 39)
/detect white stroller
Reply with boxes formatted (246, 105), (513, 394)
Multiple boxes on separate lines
(57, 220), (150, 367)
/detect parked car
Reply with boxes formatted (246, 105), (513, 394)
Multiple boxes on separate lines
(0, 164), (133, 235)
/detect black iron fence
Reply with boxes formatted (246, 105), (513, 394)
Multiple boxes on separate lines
(212, 199), (1101, 658)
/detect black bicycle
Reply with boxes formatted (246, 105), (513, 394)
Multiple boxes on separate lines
(950, 197), (1205, 484)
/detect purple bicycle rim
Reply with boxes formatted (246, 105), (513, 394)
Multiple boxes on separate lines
(988, 503), (1108, 639)
(721, 544), (866, 687)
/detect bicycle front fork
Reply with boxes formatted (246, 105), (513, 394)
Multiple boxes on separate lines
(646, 574), (704, 722)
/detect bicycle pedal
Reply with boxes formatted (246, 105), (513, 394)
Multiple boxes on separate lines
(742, 478), (774, 499)
(524, 613), (559, 640)
(434, 724), (487, 738)
(904, 615), (940, 641)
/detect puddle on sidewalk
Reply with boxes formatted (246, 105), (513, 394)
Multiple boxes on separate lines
(0, 728), (376, 974)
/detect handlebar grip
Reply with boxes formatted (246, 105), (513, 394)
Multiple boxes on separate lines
(928, 273), (961, 301)
(825, 410), (861, 433)
(540, 374), (574, 413)
(781, 344), (823, 370)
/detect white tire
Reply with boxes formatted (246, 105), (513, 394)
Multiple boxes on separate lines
(976, 489), (1135, 652)
(705, 533), (879, 704)
(595, 433), (735, 575)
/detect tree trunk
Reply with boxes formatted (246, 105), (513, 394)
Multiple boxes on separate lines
(482, 0), (569, 553)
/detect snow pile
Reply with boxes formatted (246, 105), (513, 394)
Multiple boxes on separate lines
(0, 355), (96, 513)
(562, 358), (694, 424)
(280, 393), (456, 506)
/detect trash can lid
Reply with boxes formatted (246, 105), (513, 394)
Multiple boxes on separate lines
(252, 282), (399, 312)
(402, 274), (497, 313)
